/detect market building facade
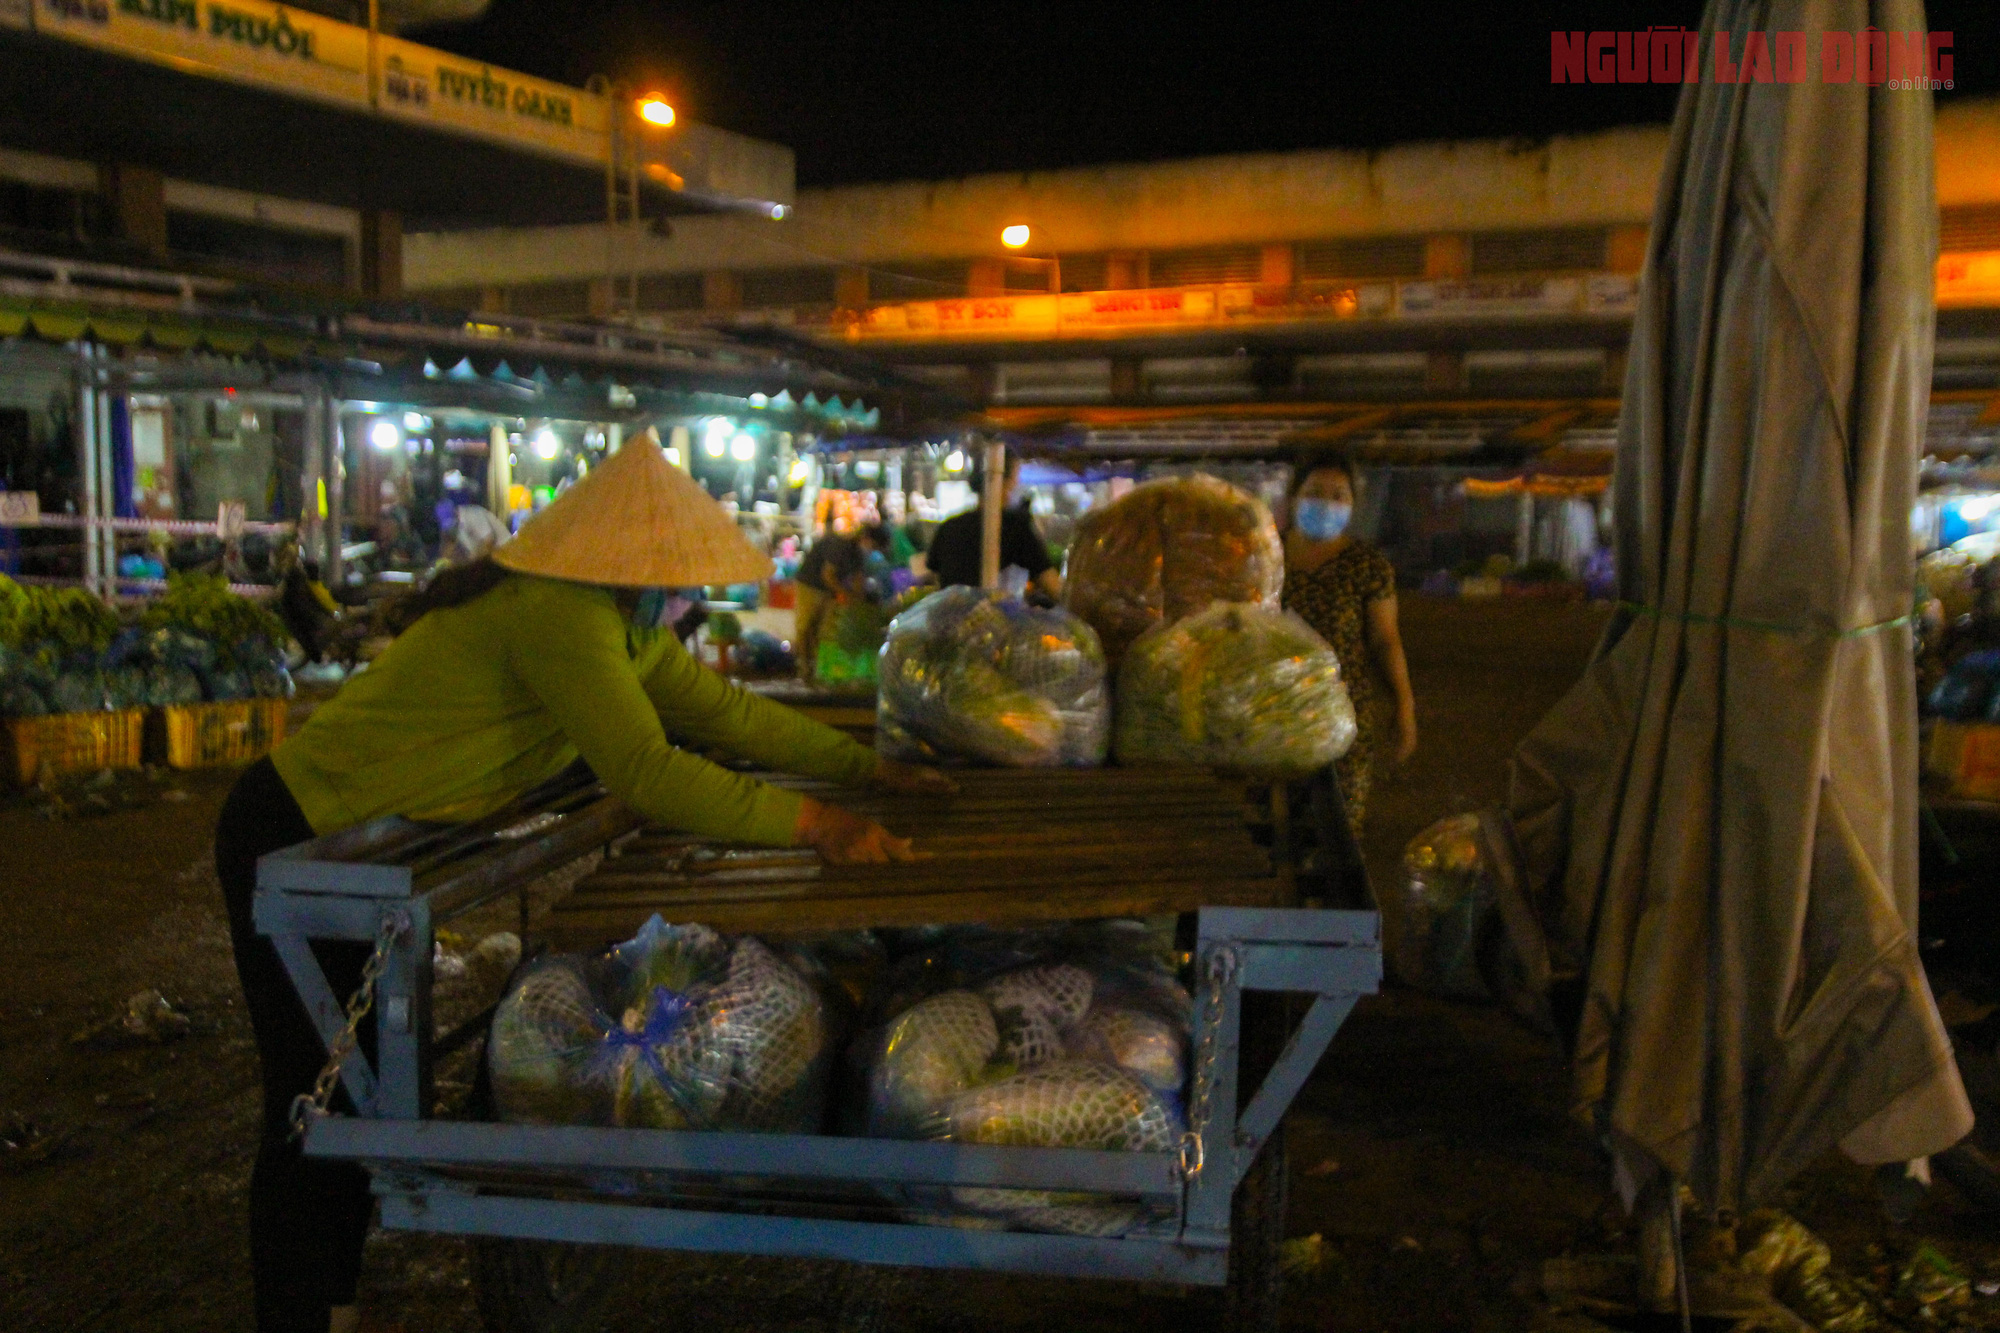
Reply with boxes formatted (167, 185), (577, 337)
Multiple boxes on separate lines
(402, 96), (2000, 579)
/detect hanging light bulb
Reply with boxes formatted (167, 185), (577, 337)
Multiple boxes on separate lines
(730, 433), (756, 462)
(703, 419), (730, 457)
(788, 457), (812, 485)
(532, 429), (560, 460)
(369, 420), (400, 452)
(945, 448), (966, 473)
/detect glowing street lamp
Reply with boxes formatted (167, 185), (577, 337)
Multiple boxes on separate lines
(1000, 224), (1031, 249)
(637, 97), (675, 127)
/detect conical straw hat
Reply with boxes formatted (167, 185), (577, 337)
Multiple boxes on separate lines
(493, 429), (774, 587)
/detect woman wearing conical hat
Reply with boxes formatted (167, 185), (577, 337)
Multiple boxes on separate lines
(213, 431), (950, 1333)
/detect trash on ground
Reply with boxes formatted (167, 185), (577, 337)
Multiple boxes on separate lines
(70, 989), (193, 1047)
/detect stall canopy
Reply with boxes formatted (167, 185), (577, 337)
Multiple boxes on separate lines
(1495, 0), (1970, 1221)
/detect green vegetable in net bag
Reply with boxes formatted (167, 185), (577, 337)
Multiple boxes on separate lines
(1114, 602), (1356, 776)
(877, 587), (1108, 767)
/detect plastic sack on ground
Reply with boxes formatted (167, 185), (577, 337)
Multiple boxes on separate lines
(1384, 814), (1498, 1000)
(877, 587), (1109, 767)
(1062, 475), (1284, 666)
(1114, 603), (1356, 776)
(854, 924), (1190, 1237)
(488, 915), (832, 1133)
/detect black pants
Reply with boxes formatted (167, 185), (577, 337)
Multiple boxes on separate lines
(217, 758), (375, 1333)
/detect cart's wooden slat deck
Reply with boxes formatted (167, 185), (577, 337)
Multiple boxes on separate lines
(539, 766), (1278, 947)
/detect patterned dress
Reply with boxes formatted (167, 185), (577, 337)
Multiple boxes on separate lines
(1281, 542), (1396, 833)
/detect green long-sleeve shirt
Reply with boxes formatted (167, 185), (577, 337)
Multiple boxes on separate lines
(271, 573), (878, 842)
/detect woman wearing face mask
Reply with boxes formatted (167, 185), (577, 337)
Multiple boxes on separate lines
(1281, 455), (1417, 841)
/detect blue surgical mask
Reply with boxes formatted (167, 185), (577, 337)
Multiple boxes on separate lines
(1294, 498), (1352, 542)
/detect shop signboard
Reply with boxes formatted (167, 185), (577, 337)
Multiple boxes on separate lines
(31, 0), (369, 111)
(0, 491), (41, 526)
(1397, 277), (1587, 318)
(1585, 274), (1640, 314)
(1937, 251), (2000, 307)
(374, 34), (609, 168)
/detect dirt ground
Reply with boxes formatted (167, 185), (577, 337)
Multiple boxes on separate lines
(3, 596), (1996, 1332)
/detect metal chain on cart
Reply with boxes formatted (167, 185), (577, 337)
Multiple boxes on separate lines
(288, 912), (409, 1140)
(1179, 944), (1238, 1181)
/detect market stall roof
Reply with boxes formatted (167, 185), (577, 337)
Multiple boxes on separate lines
(0, 249), (952, 430)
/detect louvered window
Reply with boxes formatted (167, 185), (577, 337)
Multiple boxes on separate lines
(1941, 205), (2000, 252)
(1057, 253), (1110, 292)
(1470, 227), (1607, 274)
(505, 280), (591, 317)
(637, 273), (704, 311)
(738, 267), (837, 308)
(1297, 236), (1426, 280)
(1147, 246), (1262, 287)
(870, 261), (971, 301)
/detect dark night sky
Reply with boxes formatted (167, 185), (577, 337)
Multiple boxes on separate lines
(425, 2), (2000, 188)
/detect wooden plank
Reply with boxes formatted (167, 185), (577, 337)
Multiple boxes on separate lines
(540, 876), (1288, 944)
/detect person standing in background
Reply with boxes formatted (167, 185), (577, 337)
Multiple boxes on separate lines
(925, 453), (1061, 601)
(793, 524), (889, 682)
(1281, 455), (1417, 841)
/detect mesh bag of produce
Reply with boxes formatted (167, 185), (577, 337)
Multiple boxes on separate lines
(488, 956), (614, 1125)
(489, 916), (834, 1134)
(1384, 814), (1499, 1000)
(1114, 603), (1357, 776)
(877, 587), (1109, 767)
(1062, 475), (1284, 666)
(855, 929), (1190, 1237)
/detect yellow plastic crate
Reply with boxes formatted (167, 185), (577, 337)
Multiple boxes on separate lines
(155, 698), (289, 770)
(4, 709), (146, 786)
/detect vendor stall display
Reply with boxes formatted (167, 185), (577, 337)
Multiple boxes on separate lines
(877, 587), (1109, 767)
(1115, 603), (1356, 776)
(1063, 475), (1285, 665)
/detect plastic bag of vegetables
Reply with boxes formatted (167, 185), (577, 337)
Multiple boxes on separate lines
(854, 926), (1190, 1237)
(1114, 603), (1356, 776)
(877, 587), (1109, 767)
(1384, 814), (1501, 1000)
(1062, 475), (1284, 666)
(0, 578), (119, 716)
(488, 915), (832, 1133)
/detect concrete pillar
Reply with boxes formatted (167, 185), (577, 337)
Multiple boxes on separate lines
(1423, 234), (1471, 280)
(1606, 225), (1650, 274)
(1424, 350), (1467, 393)
(835, 267), (869, 308)
(702, 271), (742, 311)
(968, 259), (1006, 297)
(1259, 243), (1294, 287)
(1514, 491), (1534, 565)
(360, 209), (403, 298)
(1110, 357), (1144, 402)
(1252, 352), (1295, 398)
(968, 363), (999, 405)
(100, 163), (168, 260)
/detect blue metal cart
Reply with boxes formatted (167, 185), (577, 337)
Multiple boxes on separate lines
(257, 765), (1380, 1331)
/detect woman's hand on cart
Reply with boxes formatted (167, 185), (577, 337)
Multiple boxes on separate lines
(796, 796), (923, 864)
(872, 754), (959, 797)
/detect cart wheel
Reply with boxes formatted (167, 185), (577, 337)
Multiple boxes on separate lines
(1222, 1122), (1288, 1333)
(472, 1237), (621, 1333)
